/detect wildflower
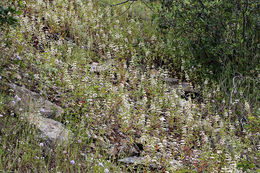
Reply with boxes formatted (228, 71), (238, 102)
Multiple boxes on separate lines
(98, 162), (104, 167)
(40, 108), (45, 113)
(245, 101), (250, 113)
(91, 65), (97, 72)
(138, 42), (144, 47)
(217, 150), (222, 154)
(160, 117), (165, 122)
(39, 143), (44, 147)
(15, 95), (22, 101)
(70, 160), (75, 165)
(151, 35), (156, 41)
(17, 55), (22, 60)
(34, 74), (39, 79)
(104, 168), (109, 173)
(0, 75), (2, 80)
(0, 114), (3, 118)
(179, 100), (185, 107)
(145, 51), (150, 57)
(115, 33), (121, 39)
(235, 99), (239, 104)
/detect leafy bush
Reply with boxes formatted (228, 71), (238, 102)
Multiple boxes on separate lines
(153, 0), (259, 81)
(0, 1), (22, 28)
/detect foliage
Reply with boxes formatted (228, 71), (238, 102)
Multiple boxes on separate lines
(0, 1), (22, 28)
(149, 0), (259, 130)
(237, 159), (256, 172)
(152, 0), (259, 80)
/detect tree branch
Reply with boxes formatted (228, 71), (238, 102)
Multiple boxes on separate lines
(111, 0), (135, 7)
(115, 0), (135, 17)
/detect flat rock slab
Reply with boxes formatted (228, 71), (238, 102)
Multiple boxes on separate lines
(118, 156), (160, 170)
(8, 83), (63, 118)
(7, 83), (73, 146)
(119, 156), (183, 170)
(89, 59), (115, 73)
(21, 112), (73, 145)
(118, 156), (146, 165)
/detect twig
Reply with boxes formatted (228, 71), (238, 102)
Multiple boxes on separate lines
(113, 0), (135, 18)
(142, 0), (155, 12)
(99, 0), (139, 18)
(111, 0), (131, 7)
(98, 0), (133, 7)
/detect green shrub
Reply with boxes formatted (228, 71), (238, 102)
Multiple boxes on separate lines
(152, 0), (259, 81)
(0, 1), (22, 28)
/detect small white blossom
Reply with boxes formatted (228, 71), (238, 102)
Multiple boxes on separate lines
(217, 150), (222, 154)
(0, 114), (3, 118)
(160, 117), (165, 122)
(104, 168), (109, 173)
(98, 162), (104, 167)
(39, 143), (44, 147)
(245, 101), (250, 113)
(179, 100), (186, 107)
(34, 74), (39, 79)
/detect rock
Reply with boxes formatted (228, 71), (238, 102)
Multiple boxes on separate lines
(118, 156), (158, 169)
(119, 156), (184, 171)
(8, 83), (63, 118)
(161, 77), (198, 93)
(89, 59), (115, 73)
(161, 77), (179, 84)
(108, 142), (140, 158)
(170, 82), (198, 93)
(118, 156), (146, 165)
(21, 112), (73, 146)
(7, 83), (73, 146)
(14, 73), (22, 80)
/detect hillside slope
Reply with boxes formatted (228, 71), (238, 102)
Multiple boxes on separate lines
(0, 0), (259, 172)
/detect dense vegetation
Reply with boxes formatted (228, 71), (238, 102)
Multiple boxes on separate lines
(155, 0), (259, 78)
(0, 0), (259, 172)
(0, 1), (22, 28)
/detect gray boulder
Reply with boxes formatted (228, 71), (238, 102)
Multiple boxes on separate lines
(8, 83), (63, 118)
(8, 83), (73, 146)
